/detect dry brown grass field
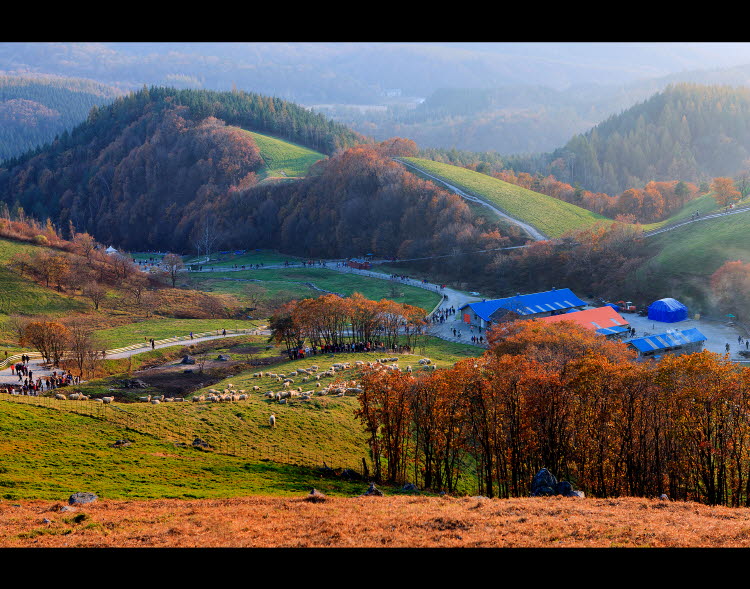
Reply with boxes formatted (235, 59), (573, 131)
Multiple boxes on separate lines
(4, 494), (750, 548)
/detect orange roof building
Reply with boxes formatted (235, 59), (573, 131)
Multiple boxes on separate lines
(535, 306), (630, 337)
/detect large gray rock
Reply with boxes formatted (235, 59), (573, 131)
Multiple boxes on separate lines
(181, 355), (196, 365)
(531, 468), (583, 498)
(531, 468), (558, 496)
(68, 492), (98, 505)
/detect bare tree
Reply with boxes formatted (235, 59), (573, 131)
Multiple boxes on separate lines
(192, 215), (221, 262)
(84, 282), (107, 311)
(66, 319), (100, 378)
(162, 254), (185, 288)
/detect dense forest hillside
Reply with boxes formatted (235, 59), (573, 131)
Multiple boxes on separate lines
(0, 87), (368, 251)
(0, 74), (124, 162)
(506, 84), (750, 194)
(0, 87), (512, 261)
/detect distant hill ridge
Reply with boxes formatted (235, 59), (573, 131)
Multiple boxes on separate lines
(509, 83), (750, 194)
(0, 74), (125, 162)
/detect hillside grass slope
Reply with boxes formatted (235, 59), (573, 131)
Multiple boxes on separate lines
(246, 130), (326, 180)
(400, 157), (611, 238)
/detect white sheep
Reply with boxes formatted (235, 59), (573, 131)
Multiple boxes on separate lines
(269, 414), (276, 428)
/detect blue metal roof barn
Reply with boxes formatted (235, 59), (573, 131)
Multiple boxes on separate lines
(459, 288), (587, 326)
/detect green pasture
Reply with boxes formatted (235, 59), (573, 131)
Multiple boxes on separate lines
(400, 157), (610, 238)
(0, 331), (482, 501)
(92, 318), (263, 350)
(183, 249), (304, 269)
(186, 267), (442, 312)
(245, 129), (325, 179)
(0, 399), (366, 500)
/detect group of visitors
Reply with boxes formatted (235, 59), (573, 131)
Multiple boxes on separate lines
(286, 340), (413, 361)
(2, 364), (78, 396)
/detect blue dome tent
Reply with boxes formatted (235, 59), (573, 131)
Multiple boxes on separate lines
(648, 298), (688, 323)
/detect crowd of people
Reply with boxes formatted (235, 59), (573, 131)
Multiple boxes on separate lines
(2, 360), (79, 396)
(287, 340), (413, 361)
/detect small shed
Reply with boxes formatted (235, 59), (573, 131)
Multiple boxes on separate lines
(648, 298), (688, 323)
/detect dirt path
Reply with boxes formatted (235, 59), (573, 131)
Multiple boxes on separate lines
(0, 331), (266, 387)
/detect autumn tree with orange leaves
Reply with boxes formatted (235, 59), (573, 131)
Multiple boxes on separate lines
(711, 177), (741, 207)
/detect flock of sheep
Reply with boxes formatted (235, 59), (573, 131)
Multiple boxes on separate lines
(18, 355), (437, 429)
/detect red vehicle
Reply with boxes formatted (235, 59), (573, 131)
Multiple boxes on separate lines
(616, 300), (637, 312)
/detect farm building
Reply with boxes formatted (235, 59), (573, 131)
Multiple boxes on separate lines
(648, 298), (689, 323)
(626, 328), (707, 359)
(535, 305), (631, 339)
(459, 288), (587, 329)
(347, 259), (372, 270)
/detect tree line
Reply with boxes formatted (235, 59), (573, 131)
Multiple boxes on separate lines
(269, 293), (428, 357)
(357, 319), (750, 506)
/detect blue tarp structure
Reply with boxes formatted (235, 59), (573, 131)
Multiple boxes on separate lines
(648, 298), (688, 323)
(606, 303), (620, 312)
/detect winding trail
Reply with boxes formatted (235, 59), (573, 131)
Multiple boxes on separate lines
(396, 158), (548, 241)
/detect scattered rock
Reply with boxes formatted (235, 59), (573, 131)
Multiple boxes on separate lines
(660, 494), (669, 501)
(181, 355), (196, 365)
(306, 489), (327, 503)
(340, 468), (361, 481)
(362, 483), (383, 497)
(111, 439), (132, 448)
(402, 483), (419, 493)
(68, 492), (98, 505)
(118, 379), (149, 389)
(216, 354), (231, 361)
(41, 518), (51, 524)
(192, 437), (211, 449)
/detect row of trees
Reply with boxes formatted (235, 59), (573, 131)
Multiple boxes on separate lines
(357, 320), (750, 506)
(269, 293), (428, 355)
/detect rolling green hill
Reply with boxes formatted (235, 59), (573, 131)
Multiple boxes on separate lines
(246, 130), (326, 180)
(400, 157), (611, 238)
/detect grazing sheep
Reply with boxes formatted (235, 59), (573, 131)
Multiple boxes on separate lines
(55, 393), (66, 400)
(102, 396), (114, 404)
(139, 395), (152, 402)
(269, 414), (276, 428)
(192, 395), (205, 403)
(173, 397), (185, 402)
(151, 399), (161, 405)
(238, 394), (248, 400)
